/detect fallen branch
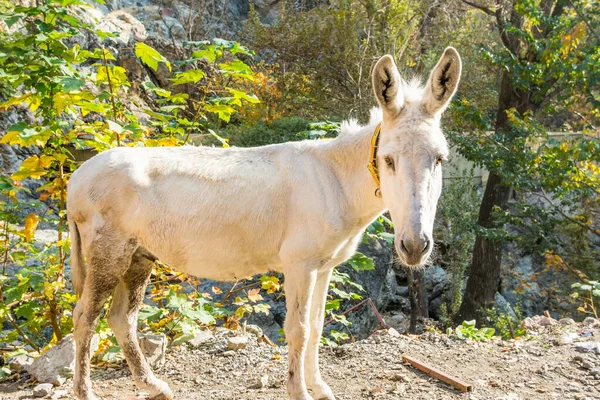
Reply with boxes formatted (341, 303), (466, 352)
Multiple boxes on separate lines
(402, 355), (473, 392)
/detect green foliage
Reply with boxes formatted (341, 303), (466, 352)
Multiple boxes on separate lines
(450, 320), (495, 341)
(435, 175), (481, 321)
(481, 306), (526, 340)
(0, 0), (260, 358)
(571, 280), (600, 319)
(242, 1), (423, 120)
(219, 117), (311, 147)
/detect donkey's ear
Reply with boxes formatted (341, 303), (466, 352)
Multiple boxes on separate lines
(372, 55), (404, 118)
(424, 47), (462, 115)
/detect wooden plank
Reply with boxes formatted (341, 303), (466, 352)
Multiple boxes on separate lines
(402, 354), (473, 392)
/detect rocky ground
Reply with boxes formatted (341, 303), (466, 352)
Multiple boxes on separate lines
(2, 316), (600, 400)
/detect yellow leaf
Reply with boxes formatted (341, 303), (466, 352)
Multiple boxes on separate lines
(19, 213), (39, 242)
(212, 286), (222, 294)
(12, 155), (54, 181)
(247, 288), (263, 303)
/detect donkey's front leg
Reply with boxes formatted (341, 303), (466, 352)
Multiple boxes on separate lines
(305, 268), (335, 400)
(283, 265), (318, 400)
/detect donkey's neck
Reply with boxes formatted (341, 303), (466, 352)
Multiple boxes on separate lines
(317, 121), (387, 226)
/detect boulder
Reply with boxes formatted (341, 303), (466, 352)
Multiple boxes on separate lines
(27, 334), (100, 386)
(334, 237), (398, 339)
(138, 333), (167, 368)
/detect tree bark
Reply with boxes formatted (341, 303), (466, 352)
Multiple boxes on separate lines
(455, 70), (519, 323)
(408, 268), (428, 333)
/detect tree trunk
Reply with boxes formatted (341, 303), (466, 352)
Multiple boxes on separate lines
(455, 70), (519, 323)
(408, 268), (428, 333)
(455, 171), (511, 322)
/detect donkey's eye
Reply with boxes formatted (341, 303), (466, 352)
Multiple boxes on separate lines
(384, 156), (395, 171)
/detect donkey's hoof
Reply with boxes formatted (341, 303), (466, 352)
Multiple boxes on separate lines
(310, 382), (336, 400)
(149, 391), (174, 400)
(149, 383), (174, 400)
(73, 389), (99, 400)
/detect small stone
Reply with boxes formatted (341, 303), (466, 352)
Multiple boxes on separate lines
(227, 336), (249, 351)
(390, 373), (409, 382)
(33, 383), (53, 397)
(189, 330), (214, 347)
(249, 374), (269, 389)
(582, 361), (594, 370)
(583, 317), (600, 327)
(387, 327), (401, 338)
(245, 324), (263, 338)
(589, 368), (600, 377)
(50, 390), (68, 399)
(7, 354), (34, 372)
(560, 318), (576, 325)
(222, 350), (236, 357)
(576, 342), (600, 354)
(559, 332), (579, 345)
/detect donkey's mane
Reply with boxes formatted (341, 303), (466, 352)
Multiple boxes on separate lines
(339, 78), (425, 137)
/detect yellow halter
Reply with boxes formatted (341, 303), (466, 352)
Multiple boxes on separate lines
(367, 123), (382, 198)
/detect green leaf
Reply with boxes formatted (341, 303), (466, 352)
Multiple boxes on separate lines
(205, 104), (234, 123)
(135, 42), (171, 72)
(61, 77), (86, 92)
(347, 252), (375, 272)
(1, 14), (22, 28)
(171, 69), (205, 85)
(227, 88), (259, 104)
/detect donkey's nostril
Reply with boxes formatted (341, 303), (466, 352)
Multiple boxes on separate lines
(421, 239), (430, 254)
(401, 240), (408, 254)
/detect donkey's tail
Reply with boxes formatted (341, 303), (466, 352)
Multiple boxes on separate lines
(68, 217), (86, 297)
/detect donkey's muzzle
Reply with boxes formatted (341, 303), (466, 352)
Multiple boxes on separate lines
(397, 236), (431, 266)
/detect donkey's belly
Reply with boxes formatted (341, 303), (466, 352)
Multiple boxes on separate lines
(136, 224), (283, 282)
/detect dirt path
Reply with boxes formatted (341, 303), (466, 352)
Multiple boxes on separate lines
(2, 320), (600, 400)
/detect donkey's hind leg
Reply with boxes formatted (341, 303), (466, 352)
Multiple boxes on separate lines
(107, 248), (173, 400)
(73, 235), (136, 400)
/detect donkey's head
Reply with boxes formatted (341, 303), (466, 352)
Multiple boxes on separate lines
(372, 48), (461, 267)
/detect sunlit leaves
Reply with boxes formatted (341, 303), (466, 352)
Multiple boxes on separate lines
(171, 69), (205, 85)
(260, 275), (281, 294)
(12, 155), (54, 181)
(19, 214), (40, 243)
(135, 42), (171, 72)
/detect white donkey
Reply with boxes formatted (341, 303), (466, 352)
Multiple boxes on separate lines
(67, 47), (461, 400)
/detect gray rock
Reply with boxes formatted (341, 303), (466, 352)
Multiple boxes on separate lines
(558, 332), (579, 345)
(50, 389), (69, 400)
(583, 317), (600, 327)
(7, 354), (34, 372)
(138, 333), (167, 368)
(27, 334), (100, 386)
(249, 374), (269, 389)
(188, 330), (214, 347)
(493, 292), (517, 320)
(33, 383), (53, 397)
(560, 318), (576, 325)
(575, 342), (600, 354)
(331, 237), (398, 340)
(423, 265), (447, 293)
(245, 324), (263, 338)
(227, 336), (249, 351)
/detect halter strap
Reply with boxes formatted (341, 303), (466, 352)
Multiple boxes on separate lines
(367, 123), (382, 198)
